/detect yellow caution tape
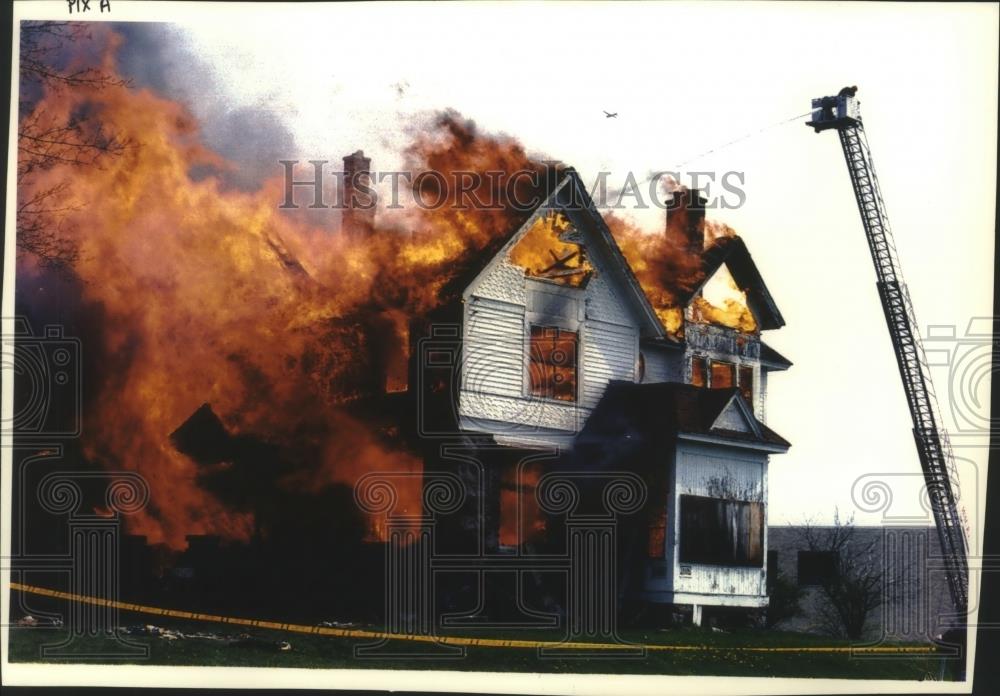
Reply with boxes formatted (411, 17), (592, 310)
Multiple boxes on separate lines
(9, 582), (936, 654)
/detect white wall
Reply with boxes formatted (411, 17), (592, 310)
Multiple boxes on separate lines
(457, 206), (646, 447)
(644, 440), (770, 606)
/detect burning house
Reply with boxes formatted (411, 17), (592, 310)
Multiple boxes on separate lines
(409, 168), (791, 624)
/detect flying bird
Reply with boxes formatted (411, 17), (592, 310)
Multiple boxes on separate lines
(603, 111), (618, 118)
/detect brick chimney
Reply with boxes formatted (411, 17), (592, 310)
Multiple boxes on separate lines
(665, 187), (707, 256)
(341, 150), (375, 238)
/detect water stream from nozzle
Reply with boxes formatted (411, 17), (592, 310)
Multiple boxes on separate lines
(671, 109), (815, 169)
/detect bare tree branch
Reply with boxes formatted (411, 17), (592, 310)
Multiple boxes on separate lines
(793, 509), (909, 639)
(16, 20), (135, 270)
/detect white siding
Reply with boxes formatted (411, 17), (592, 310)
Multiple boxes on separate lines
(583, 273), (631, 324)
(458, 209), (645, 446)
(712, 401), (752, 433)
(641, 346), (683, 384)
(470, 260), (526, 306)
(675, 444), (765, 502)
(582, 321), (635, 408)
(674, 563), (767, 600)
(463, 297), (524, 398)
(458, 390), (583, 433)
(759, 370), (768, 423)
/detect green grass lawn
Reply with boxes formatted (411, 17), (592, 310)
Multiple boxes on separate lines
(7, 612), (958, 681)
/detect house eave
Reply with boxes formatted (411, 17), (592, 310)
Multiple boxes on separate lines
(678, 431), (789, 454)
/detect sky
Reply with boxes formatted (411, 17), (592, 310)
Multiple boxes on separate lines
(10, 2), (999, 533)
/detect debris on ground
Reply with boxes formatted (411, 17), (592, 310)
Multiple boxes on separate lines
(16, 615), (64, 627)
(120, 624), (291, 651)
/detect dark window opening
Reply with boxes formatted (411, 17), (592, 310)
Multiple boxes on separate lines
(648, 508), (667, 559)
(690, 355), (707, 387)
(710, 360), (735, 389)
(766, 549), (778, 591)
(499, 461), (546, 547)
(679, 495), (764, 567)
(529, 326), (578, 402)
(797, 550), (837, 586)
(739, 365), (754, 404)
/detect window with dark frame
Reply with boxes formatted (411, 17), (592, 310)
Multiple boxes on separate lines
(529, 326), (578, 402)
(710, 360), (736, 389)
(690, 355), (707, 387)
(797, 550), (837, 586)
(739, 365), (754, 403)
(678, 494), (764, 567)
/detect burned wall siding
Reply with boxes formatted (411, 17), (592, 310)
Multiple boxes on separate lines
(678, 496), (764, 566)
(665, 441), (769, 603)
(684, 322), (760, 361)
(684, 323), (763, 420)
(675, 446), (765, 501)
(672, 562), (767, 601)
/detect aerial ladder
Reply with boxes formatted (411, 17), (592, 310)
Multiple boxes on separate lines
(806, 87), (969, 619)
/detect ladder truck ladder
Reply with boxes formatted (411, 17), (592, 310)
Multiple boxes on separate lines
(807, 87), (969, 617)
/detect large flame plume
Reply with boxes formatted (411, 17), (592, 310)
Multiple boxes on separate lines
(16, 29), (550, 548)
(17, 26), (754, 549)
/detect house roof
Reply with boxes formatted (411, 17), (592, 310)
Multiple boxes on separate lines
(446, 167), (783, 344)
(581, 381), (790, 451)
(435, 164), (570, 304)
(684, 236), (785, 331)
(760, 341), (793, 371)
(461, 168), (669, 340)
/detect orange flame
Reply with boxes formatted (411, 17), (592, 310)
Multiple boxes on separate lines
(17, 28), (757, 549)
(508, 211), (592, 287)
(17, 33), (550, 548)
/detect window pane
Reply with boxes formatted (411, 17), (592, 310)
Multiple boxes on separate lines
(679, 495), (764, 567)
(739, 365), (753, 403)
(797, 550), (837, 586)
(690, 356), (707, 387)
(710, 360), (735, 389)
(766, 550), (778, 591)
(551, 365), (576, 401)
(529, 326), (577, 401)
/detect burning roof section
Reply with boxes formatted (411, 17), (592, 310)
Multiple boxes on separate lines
(685, 236), (785, 332)
(462, 169), (784, 343)
(462, 169), (670, 341)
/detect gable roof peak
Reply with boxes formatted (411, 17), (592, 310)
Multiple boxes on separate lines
(686, 235), (785, 331)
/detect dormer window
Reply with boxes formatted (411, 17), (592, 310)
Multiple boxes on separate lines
(691, 355), (707, 387)
(509, 211), (593, 288)
(739, 365), (754, 403)
(710, 360), (735, 388)
(529, 326), (578, 402)
(689, 355), (754, 400)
